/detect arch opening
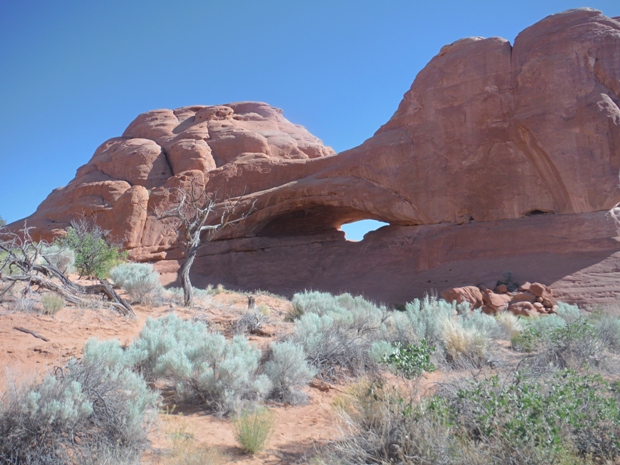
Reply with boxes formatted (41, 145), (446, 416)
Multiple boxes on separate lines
(256, 205), (390, 239)
(340, 219), (390, 241)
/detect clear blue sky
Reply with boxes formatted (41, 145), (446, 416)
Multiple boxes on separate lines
(1, 1), (618, 238)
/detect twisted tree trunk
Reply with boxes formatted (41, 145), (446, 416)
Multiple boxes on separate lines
(180, 244), (199, 307)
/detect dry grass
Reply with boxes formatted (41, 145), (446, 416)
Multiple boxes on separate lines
(41, 293), (64, 315)
(440, 317), (489, 367)
(496, 312), (523, 339)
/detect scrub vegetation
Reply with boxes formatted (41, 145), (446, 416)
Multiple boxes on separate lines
(3, 241), (620, 464)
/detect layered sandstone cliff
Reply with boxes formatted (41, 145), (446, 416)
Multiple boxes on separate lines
(16, 8), (620, 308)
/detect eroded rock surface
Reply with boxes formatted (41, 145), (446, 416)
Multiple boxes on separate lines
(14, 9), (620, 309)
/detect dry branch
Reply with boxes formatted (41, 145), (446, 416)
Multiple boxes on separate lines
(0, 223), (135, 317)
(13, 326), (50, 342)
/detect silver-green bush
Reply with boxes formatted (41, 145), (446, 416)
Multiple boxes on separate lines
(290, 291), (385, 323)
(166, 286), (213, 306)
(129, 314), (270, 415)
(555, 302), (582, 323)
(381, 296), (497, 368)
(597, 316), (620, 352)
(40, 244), (75, 274)
(292, 312), (376, 379)
(264, 341), (316, 404)
(109, 263), (163, 304)
(0, 340), (159, 464)
(384, 296), (459, 345)
(461, 309), (503, 339)
(290, 292), (387, 378)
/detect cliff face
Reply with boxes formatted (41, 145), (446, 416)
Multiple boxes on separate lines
(17, 9), (620, 308)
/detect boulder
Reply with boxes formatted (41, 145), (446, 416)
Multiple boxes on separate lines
(494, 284), (508, 294)
(529, 283), (547, 297)
(529, 282), (558, 308)
(440, 286), (484, 309)
(509, 301), (538, 317)
(511, 292), (537, 304)
(480, 287), (512, 313)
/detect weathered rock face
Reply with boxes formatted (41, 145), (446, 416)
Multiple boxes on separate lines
(22, 102), (336, 252)
(14, 9), (620, 309)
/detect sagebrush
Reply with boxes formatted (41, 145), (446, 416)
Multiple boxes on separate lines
(0, 340), (159, 464)
(128, 314), (271, 415)
(109, 263), (163, 304)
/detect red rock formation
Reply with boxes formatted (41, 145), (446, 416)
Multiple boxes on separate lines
(13, 8), (620, 309)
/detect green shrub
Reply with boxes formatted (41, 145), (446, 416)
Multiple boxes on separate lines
(232, 407), (275, 455)
(264, 341), (316, 403)
(445, 370), (620, 459)
(330, 371), (620, 464)
(109, 263), (163, 304)
(330, 381), (456, 464)
(0, 216), (5, 227)
(60, 219), (125, 279)
(379, 340), (435, 379)
(129, 314), (271, 415)
(535, 318), (602, 371)
(41, 293), (64, 315)
(512, 316), (603, 372)
(0, 341), (159, 464)
(496, 270), (520, 292)
(511, 315), (566, 352)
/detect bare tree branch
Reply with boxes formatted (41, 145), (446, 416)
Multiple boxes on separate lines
(13, 326), (50, 342)
(0, 223), (135, 317)
(151, 180), (255, 307)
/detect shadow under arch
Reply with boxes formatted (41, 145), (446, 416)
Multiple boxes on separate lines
(256, 205), (392, 238)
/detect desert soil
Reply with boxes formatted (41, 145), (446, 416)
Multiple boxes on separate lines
(0, 290), (343, 464)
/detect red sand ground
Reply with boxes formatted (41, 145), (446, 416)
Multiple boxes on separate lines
(0, 290), (342, 464)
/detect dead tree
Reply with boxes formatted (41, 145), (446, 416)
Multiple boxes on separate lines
(154, 184), (254, 307)
(0, 224), (134, 317)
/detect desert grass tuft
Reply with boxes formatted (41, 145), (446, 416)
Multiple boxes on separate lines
(440, 316), (489, 367)
(41, 293), (64, 315)
(232, 407), (275, 455)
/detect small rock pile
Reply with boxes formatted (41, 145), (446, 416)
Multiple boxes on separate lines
(441, 282), (558, 317)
